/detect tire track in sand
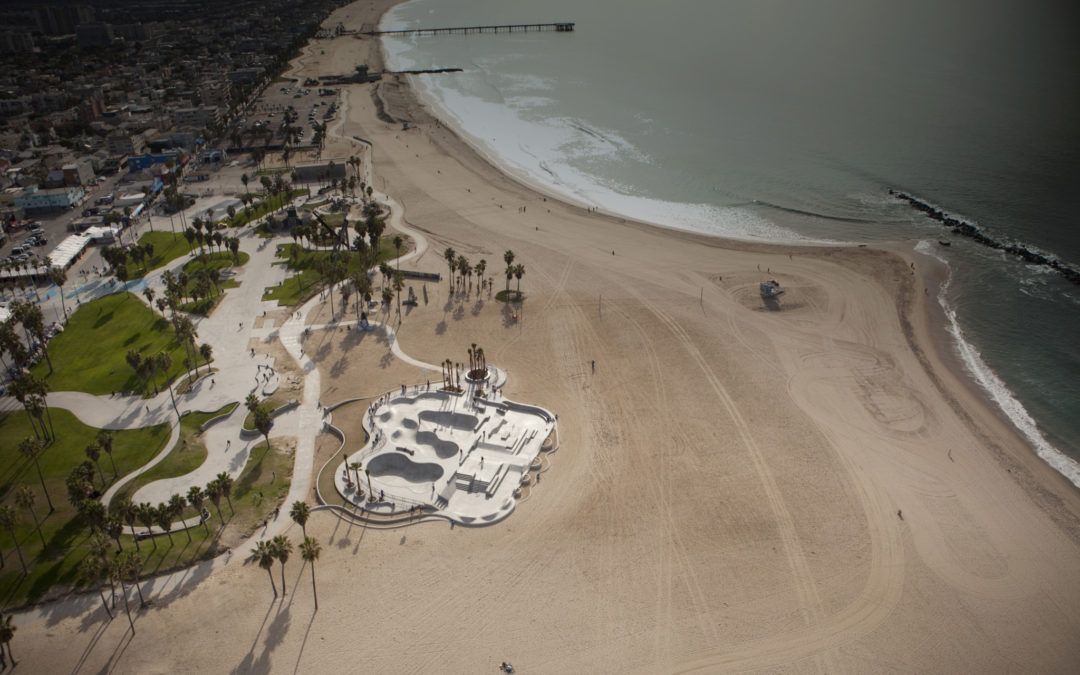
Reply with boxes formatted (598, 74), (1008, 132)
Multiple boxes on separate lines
(627, 289), (834, 671)
(645, 294), (906, 672)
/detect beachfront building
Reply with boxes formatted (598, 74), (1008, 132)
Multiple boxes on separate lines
(336, 367), (557, 525)
(14, 185), (85, 213)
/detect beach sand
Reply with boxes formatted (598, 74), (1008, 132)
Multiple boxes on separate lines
(16, 1), (1080, 672)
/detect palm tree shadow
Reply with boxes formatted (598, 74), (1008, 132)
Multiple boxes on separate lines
(329, 356), (349, 378)
(434, 320), (446, 335)
(451, 305), (465, 322)
(291, 609), (318, 674)
(72, 615), (112, 672)
(501, 303), (517, 329)
(233, 600), (278, 675)
(471, 299), (484, 316)
(99, 625), (136, 674)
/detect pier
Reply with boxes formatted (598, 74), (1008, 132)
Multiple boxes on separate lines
(365, 22), (574, 37)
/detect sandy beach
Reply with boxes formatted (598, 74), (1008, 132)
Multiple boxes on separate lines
(16, 0), (1080, 672)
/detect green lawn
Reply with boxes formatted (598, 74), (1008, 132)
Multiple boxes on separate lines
(33, 293), (191, 395)
(228, 189), (308, 228)
(242, 394), (288, 432)
(175, 252), (249, 316)
(134, 231), (194, 275)
(182, 251), (250, 276)
(112, 403), (237, 506)
(0, 404), (292, 608)
(103, 437), (293, 600)
(495, 289), (525, 303)
(0, 408), (170, 607)
(262, 237), (401, 307)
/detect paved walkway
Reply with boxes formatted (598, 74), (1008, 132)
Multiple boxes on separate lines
(10, 108), (440, 624)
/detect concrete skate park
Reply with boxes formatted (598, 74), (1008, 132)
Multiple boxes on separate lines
(334, 367), (557, 525)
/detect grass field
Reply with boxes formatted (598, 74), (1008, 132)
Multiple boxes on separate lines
(227, 189), (308, 228)
(0, 405), (292, 608)
(242, 394), (288, 432)
(175, 251), (249, 315)
(33, 293), (191, 395)
(111, 403), (238, 506)
(103, 437), (294, 602)
(0, 408), (170, 607)
(134, 231), (194, 275)
(262, 237), (401, 306)
(495, 289), (525, 303)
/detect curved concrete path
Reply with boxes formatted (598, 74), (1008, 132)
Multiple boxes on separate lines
(10, 108), (441, 626)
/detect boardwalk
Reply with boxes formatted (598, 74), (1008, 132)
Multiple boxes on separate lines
(366, 22), (574, 37)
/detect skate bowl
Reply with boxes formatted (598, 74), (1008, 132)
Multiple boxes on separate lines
(417, 410), (479, 431)
(367, 453), (444, 483)
(415, 430), (459, 459)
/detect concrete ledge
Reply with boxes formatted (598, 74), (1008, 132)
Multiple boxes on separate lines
(199, 404), (238, 432)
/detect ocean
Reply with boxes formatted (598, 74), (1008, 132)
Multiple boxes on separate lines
(380, 0), (1080, 484)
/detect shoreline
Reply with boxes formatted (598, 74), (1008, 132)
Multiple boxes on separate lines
(16, 1), (1080, 671)
(369, 5), (1080, 501)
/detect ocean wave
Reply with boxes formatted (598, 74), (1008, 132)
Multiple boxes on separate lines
(925, 243), (1080, 488)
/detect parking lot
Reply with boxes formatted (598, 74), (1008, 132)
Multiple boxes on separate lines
(0, 172), (125, 270)
(242, 80), (339, 147)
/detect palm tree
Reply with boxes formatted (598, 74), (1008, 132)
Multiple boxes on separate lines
(78, 555), (112, 621)
(503, 250), (515, 293)
(443, 247), (457, 291)
(0, 614), (15, 666)
(255, 409), (274, 452)
(348, 461), (363, 495)
(187, 485), (209, 534)
(105, 515), (124, 553)
(18, 437), (53, 512)
(199, 343), (213, 374)
(136, 502), (157, 551)
(392, 235), (403, 269)
(112, 495), (139, 551)
(289, 501), (310, 537)
(0, 506), (26, 574)
(97, 430), (117, 480)
(85, 441), (105, 487)
(253, 540), (277, 597)
(241, 173), (251, 203)
(154, 503), (174, 545)
(205, 479), (224, 524)
(169, 494), (190, 542)
(156, 352), (180, 419)
(300, 536), (322, 609)
(216, 472), (234, 514)
(49, 266), (69, 320)
(514, 263), (525, 297)
(14, 486), (45, 549)
(476, 259), (487, 288)
(121, 549), (146, 607)
(271, 534), (292, 595)
(109, 555), (136, 634)
(392, 271), (404, 319)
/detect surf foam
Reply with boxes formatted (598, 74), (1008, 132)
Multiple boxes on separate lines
(916, 240), (1080, 487)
